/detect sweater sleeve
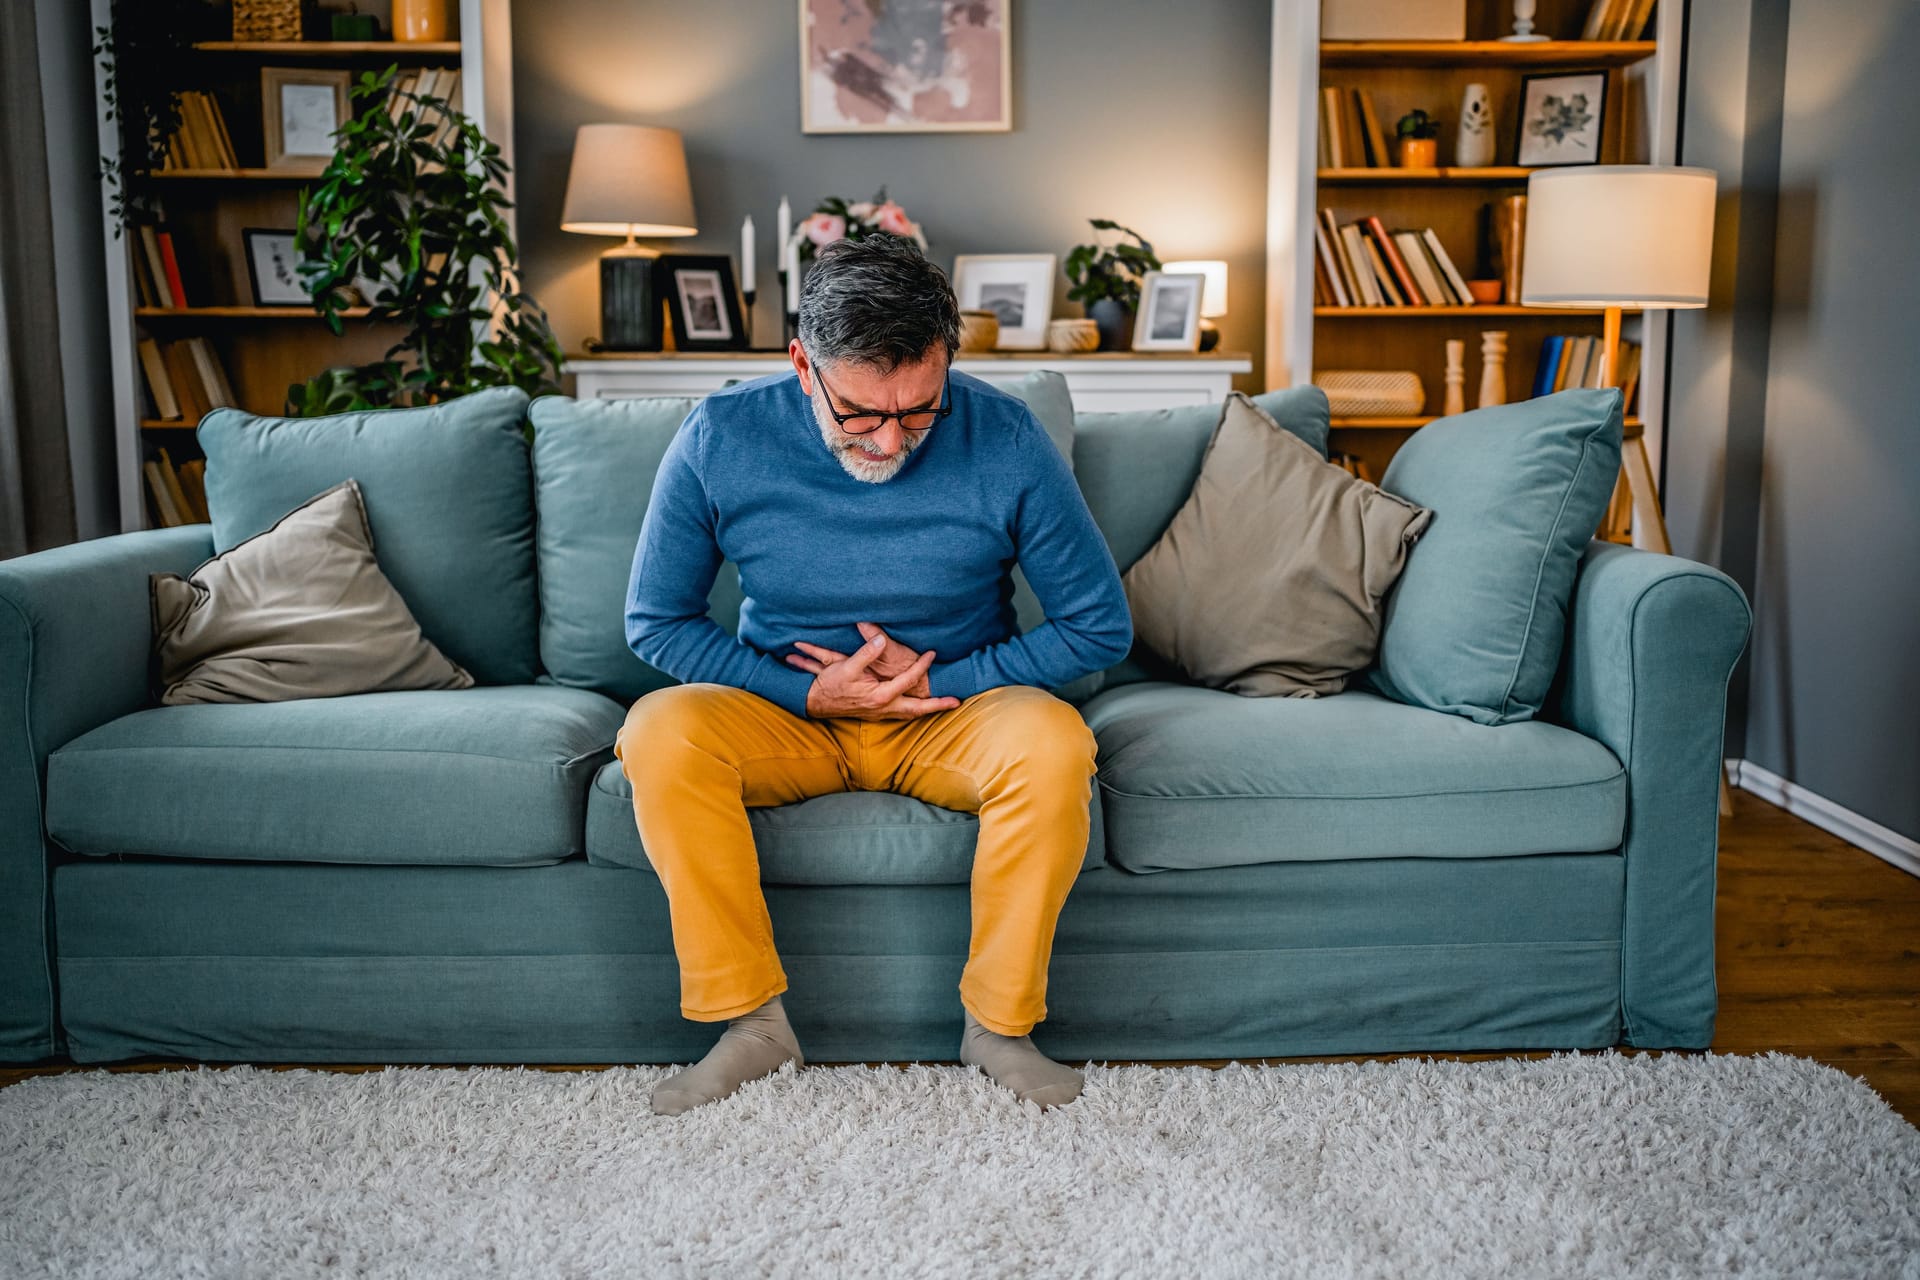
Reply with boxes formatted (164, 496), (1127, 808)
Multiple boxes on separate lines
(624, 409), (817, 718)
(924, 413), (1133, 702)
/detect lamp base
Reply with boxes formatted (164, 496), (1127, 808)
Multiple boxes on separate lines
(1197, 319), (1221, 352)
(598, 241), (662, 351)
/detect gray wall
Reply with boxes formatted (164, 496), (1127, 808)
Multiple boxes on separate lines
(509, 0), (1274, 388)
(1668, 0), (1920, 843)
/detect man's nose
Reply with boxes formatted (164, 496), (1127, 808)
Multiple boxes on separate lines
(861, 423), (907, 456)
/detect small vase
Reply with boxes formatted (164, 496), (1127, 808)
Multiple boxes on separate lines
(392, 0), (448, 42)
(1088, 298), (1133, 351)
(1399, 136), (1438, 168)
(1456, 84), (1494, 168)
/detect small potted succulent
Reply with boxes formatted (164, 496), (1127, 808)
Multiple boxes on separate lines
(1396, 109), (1441, 168)
(1064, 218), (1161, 351)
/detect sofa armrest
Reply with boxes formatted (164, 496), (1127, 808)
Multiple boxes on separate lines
(0, 524), (215, 1061)
(1552, 539), (1752, 1049)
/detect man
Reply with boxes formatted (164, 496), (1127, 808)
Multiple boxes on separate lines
(614, 234), (1132, 1116)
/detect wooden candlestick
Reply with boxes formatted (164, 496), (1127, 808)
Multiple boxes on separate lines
(1443, 339), (1466, 416)
(1477, 330), (1508, 408)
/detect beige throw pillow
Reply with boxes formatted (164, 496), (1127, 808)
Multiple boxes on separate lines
(1122, 392), (1434, 698)
(151, 478), (475, 705)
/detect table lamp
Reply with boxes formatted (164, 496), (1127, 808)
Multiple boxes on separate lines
(1522, 164), (1717, 555)
(560, 124), (698, 351)
(1162, 259), (1229, 352)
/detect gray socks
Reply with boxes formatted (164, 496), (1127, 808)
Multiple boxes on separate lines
(650, 994), (805, 1116)
(960, 1007), (1084, 1109)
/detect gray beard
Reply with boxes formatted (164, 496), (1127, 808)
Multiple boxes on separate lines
(809, 384), (923, 484)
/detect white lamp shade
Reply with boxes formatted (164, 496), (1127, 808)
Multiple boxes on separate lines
(1162, 259), (1229, 317)
(1521, 166), (1716, 308)
(560, 123), (698, 238)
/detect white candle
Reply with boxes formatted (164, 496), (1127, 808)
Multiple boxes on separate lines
(776, 196), (792, 258)
(740, 214), (756, 296)
(784, 234), (801, 313)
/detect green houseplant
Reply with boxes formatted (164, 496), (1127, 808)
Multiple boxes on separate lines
(1064, 219), (1161, 350)
(1395, 109), (1441, 168)
(292, 66), (563, 416)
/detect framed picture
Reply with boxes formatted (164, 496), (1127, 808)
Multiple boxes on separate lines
(800, 0), (1011, 134)
(262, 67), (351, 174)
(658, 255), (748, 351)
(1515, 71), (1608, 167)
(950, 254), (1056, 351)
(241, 228), (312, 306)
(1131, 271), (1206, 352)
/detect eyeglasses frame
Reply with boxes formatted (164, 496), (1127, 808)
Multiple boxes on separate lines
(811, 361), (954, 436)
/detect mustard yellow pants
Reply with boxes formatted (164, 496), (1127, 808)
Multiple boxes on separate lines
(613, 681), (1099, 1037)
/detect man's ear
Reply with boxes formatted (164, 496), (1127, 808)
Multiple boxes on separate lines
(789, 338), (814, 396)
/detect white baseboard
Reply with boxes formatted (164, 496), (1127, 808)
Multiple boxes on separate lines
(1726, 758), (1920, 878)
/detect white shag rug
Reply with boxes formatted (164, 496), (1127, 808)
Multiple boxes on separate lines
(3, 1050), (1917, 1279)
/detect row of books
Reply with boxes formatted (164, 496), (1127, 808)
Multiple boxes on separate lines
(130, 224), (191, 309)
(137, 337), (237, 422)
(1313, 211), (1475, 308)
(162, 91), (240, 171)
(1318, 87), (1396, 170)
(387, 67), (463, 147)
(145, 447), (209, 527)
(1580, 0), (1659, 41)
(1536, 335), (1643, 414)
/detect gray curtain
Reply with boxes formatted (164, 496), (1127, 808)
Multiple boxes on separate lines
(1, 0), (83, 558)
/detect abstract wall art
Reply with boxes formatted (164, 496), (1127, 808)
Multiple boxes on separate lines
(801, 0), (1012, 134)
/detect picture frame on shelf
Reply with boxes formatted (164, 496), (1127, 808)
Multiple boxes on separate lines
(658, 255), (748, 351)
(1131, 271), (1206, 352)
(950, 254), (1056, 351)
(1515, 71), (1608, 168)
(241, 229), (312, 307)
(262, 67), (351, 174)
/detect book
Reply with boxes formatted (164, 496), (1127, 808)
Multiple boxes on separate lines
(159, 341), (209, 422)
(186, 338), (236, 408)
(1338, 224), (1382, 305)
(1394, 230), (1451, 306)
(1314, 219), (1352, 307)
(1619, 0), (1657, 40)
(1363, 216), (1425, 305)
(178, 459), (210, 523)
(1581, 0), (1621, 41)
(1420, 229), (1476, 306)
(137, 339), (181, 419)
(1362, 235), (1406, 305)
(1534, 336), (1566, 397)
(1353, 88), (1391, 169)
(1320, 210), (1363, 304)
(1618, 340), (1644, 412)
(137, 226), (175, 307)
(143, 459), (187, 526)
(1321, 88), (1347, 169)
(156, 230), (189, 309)
(156, 448), (198, 523)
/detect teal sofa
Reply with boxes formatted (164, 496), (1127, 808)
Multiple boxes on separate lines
(0, 386), (1751, 1066)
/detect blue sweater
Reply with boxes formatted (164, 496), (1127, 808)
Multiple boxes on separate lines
(624, 368), (1132, 719)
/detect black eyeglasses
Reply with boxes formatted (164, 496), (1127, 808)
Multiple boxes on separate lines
(812, 364), (953, 436)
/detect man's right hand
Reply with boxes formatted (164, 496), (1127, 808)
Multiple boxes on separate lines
(801, 634), (961, 720)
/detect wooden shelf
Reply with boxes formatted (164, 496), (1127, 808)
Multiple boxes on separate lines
(137, 306), (375, 319)
(1332, 414), (1643, 429)
(151, 168), (321, 182)
(192, 41), (461, 55)
(1314, 306), (1639, 317)
(1318, 167), (1536, 184)
(1320, 40), (1655, 67)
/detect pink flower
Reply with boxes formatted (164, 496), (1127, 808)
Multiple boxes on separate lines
(874, 201), (915, 237)
(803, 213), (847, 247)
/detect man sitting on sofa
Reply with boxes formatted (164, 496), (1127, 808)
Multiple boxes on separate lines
(614, 234), (1132, 1115)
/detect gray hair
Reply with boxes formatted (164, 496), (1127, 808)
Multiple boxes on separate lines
(797, 234), (960, 373)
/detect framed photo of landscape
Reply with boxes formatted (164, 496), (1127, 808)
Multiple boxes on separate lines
(950, 254), (1055, 350)
(800, 0), (1012, 133)
(1131, 271), (1205, 352)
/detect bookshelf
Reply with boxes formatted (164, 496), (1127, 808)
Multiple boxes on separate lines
(92, 0), (516, 533)
(1264, 0), (1683, 506)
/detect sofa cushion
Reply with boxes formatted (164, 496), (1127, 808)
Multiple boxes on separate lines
(585, 759), (1106, 885)
(1368, 387), (1624, 725)
(197, 386), (538, 685)
(529, 373), (1080, 706)
(45, 685), (625, 868)
(1080, 681), (1625, 874)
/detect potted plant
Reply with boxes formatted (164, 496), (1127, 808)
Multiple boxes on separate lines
(1064, 219), (1161, 350)
(1396, 109), (1441, 168)
(291, 66), (564, 418)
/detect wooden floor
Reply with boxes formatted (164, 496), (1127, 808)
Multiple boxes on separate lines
(4, 793), (1916, 1125)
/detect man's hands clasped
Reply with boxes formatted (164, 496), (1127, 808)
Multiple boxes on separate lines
(786, 621), (962, 720)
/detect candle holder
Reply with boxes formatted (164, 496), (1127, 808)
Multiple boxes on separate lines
(741, 289), (755, 347)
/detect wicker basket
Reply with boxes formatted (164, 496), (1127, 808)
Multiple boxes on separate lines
(234, 0), (302, 41)
(958, 310), (1000, 353)
(1046, 318), (1101, 353)
(1312, 370), (1426, 416)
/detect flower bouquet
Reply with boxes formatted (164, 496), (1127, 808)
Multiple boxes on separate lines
(789, 187), (929, 262)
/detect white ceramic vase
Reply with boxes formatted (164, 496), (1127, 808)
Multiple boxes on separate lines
(1456, 83), (1495, 169)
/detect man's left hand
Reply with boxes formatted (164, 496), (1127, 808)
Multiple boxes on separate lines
(786, 622), (934, 700)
